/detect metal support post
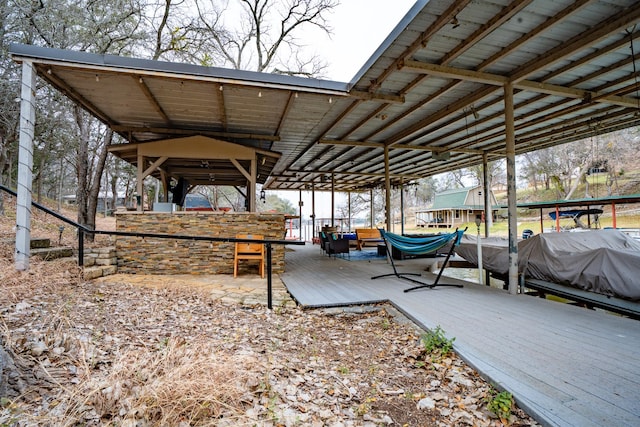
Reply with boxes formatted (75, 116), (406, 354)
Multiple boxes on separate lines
(15, 61), (37, 271)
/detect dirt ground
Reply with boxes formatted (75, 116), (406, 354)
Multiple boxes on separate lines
(0, 198), (541, 426)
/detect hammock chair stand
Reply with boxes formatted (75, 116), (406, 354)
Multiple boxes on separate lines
(372, 228), (466, 292)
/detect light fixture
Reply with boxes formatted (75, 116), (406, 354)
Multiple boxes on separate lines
(261, 156), (266, 165)
(219, 85), (223, 91)
(139, 77), (143, 84)
(260, 189), (266, 203)
(258, 91), (262, 98)
(328, 97), (333, 104)
(95, 74), (100, 82)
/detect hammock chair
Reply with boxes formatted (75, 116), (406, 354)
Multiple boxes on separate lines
(372, 228), (467, 292)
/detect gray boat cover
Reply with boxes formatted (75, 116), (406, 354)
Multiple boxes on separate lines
(456, 230), (640, 300)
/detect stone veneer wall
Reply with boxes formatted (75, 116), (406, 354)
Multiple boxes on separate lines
(115, 212), (286, 275)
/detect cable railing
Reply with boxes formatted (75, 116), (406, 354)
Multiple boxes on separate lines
(1, 184), (304, 308)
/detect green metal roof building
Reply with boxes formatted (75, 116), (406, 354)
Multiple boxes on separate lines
(416, 186), (499, 228)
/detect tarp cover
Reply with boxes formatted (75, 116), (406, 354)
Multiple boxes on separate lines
(456, 230), (640, 300)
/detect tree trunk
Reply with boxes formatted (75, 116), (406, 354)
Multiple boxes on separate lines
(75, 106), (90, 228)
(0, 132), (6, 216)
(74, 107), (111, 241)
(565, 162), (590, 200)
(86, 129), (112, 233)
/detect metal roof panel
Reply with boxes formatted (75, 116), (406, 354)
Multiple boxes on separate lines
(10, 0), (640, 191)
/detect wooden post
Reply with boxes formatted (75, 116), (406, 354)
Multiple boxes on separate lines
(249, 158), (257, 212)
(384, 145), (391, 231)
(311, 183), (316, 240)
(505, 82), (518, 295)
(483, 152), (492, 237)
(348, 191), (352, 232)
(400, 182), (405, 235)
(136, 152), (144, 211)
(298, 189), (303, 241)
(370, 188), (374, 228)
(331, 173), (335, 227)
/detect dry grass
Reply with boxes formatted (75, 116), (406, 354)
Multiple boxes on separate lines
(51, 339), (256, 426)
(0, 249), (259, 426)
(0, 245), (82, 304)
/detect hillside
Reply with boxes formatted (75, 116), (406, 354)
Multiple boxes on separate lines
(0, 194), (115, 248)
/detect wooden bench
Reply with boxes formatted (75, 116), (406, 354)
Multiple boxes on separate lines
(355, 228), (384, 250)
(524, 278), (640, 320)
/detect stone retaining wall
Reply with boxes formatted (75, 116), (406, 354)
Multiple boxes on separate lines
(83, 246), (118, 279)
(115, 211), (286, 275)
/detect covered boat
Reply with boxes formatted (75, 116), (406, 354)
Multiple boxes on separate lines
(455, 230), (640, 301)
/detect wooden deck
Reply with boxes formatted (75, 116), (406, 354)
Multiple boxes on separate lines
(281, 244), (640, 427)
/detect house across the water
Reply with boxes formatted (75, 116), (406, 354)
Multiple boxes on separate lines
(415, 186), (499, 228)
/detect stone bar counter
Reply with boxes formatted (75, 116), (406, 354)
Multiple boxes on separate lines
(115, 211), (286, 275)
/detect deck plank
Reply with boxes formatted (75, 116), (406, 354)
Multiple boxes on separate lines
(281, 244), (640, 427)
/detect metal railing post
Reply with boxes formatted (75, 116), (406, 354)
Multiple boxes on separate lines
(266, 242), (273, 309)
(78, 228), (84, 267)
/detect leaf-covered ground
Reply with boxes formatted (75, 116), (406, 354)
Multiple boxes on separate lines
(1, 198), (541, 426)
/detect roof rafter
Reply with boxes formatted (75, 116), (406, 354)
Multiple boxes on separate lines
(510, 2), (640, 82)
(402, 59), (639, 109)
(135, 75), (171, 125)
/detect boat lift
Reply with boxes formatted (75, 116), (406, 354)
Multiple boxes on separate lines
(514, 195), (640, 233)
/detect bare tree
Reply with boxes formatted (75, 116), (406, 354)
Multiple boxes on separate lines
(191, 0), (337, 74)
(467, 160), (505, 189)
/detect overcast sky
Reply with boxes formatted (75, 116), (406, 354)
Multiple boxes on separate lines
(305, 0), (417, 81)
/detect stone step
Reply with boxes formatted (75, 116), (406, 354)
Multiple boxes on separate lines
(30, 238), (51, 249)
(0, 237), (52, 249)
(82, 265), (118, 280)
(31, 246), (74, 260)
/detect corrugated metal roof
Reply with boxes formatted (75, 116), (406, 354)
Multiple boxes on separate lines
(10, 0), (640, 192)
(432, 188), (471, 209)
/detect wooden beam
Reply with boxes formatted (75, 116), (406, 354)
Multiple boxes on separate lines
(135, 76), (171, 124)
(365, 0), (472, 92)
(516, 80), (639, 109)
(275, 91), (296, 136)
(402, 59), (639, 108)
(402, 59), (508, 86)
(387, 85), (498, 145)
(361, 80), (461, 142)
(479, 0), (593, 70)
(230, 158), (251, 181)
(142, 156), (168, 178)
(540, 29), (640, 83)
(510, 3), (640, 82)
(348, 90), (404, 104)
(110, 125), (280, 141)
(317, 138), (486, 155)
(438, 0), (532, 66)
(274, 170), (422, 180)
(216, 84), (227, 131)
(38, 65), (114, 126)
